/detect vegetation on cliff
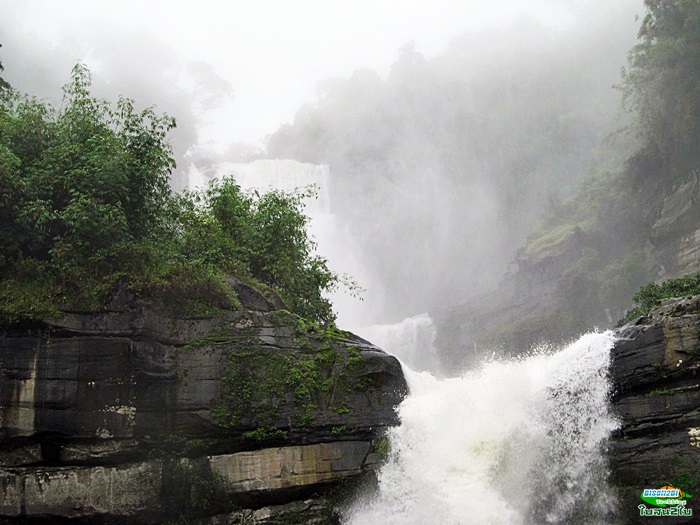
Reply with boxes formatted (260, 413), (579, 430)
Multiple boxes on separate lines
(619, 272), (700, 324)
(0, 63), (344, 324)
(516, 0), (700, 336)
(621, 0), (700, 182)
(264, 9), (636, 316)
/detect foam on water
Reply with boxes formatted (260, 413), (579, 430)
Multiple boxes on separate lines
(186, 160), (619, 523)
(344, 330), (619, 525)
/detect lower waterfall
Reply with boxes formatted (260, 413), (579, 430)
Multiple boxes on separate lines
(344, 330), (619, 525)
(184, 160), (622, 523)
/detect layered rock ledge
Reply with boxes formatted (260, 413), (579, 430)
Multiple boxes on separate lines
(0, 290), (407, 524)
(611, 296), (700, 524)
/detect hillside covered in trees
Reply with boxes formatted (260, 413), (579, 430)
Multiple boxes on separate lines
(0, 64), (346, 325)
(501, 0), (700, 340)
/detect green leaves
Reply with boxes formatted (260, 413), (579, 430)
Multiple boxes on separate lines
(621, 0), (700, 176)
(0, 64), (179, 318)
(0, 64), (346, 325)
(619, 273), (700, 324)
(202, 179), (340, 324)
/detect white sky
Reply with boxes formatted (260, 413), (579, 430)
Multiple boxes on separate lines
(5, 0), (579, 149)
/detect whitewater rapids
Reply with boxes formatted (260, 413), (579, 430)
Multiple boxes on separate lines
(344, 331), (619, 525)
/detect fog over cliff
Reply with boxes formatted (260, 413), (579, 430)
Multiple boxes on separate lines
(264, 4), (642, 323)
(1, 1), (644, 325)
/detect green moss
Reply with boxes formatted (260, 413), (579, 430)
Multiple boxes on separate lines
(671, 474), (698, 496)
(211, 321), (360, 430)
(211, 347), (290, 428)
(184, 319), (259, 349)
(331, 425), (347, 435)
(376, 437), (390, 459)
(184, 334), (245, 348)
(619, 272), (700, 325)
(288, 360), (320, 398)
(523, 224), (577, 257)
(645, 388), (677, 397)
(316, 340), (339, 367)
(243, 427), (288, 441)
(293, 403), (317, 426)
(318, 377), (334, 392)
(293, 316), (352, 341)
(267, 309), (298, 327)
(347, 346), (363, 369)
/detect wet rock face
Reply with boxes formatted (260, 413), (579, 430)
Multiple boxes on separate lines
(610, 296), (700, 524)
(0, 296), (407, 523)
(647, 170), (700, 280)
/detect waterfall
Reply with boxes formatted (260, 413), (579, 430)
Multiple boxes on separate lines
(363, 313), (442, 374)
(344, 330), (619, 525)
(185, 159), (331, 213)
(186, 160), (620, 523)
(219, 159), (332, 215)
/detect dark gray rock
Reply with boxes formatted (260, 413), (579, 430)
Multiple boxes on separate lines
(610, 296), (700, 524)
(0, 291), (406, 523)
(195, 497), (336, 525)
(647, 170), (700, 280)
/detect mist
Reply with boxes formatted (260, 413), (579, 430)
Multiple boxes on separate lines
(265, 3), (642, 324)
(0, 5), (233, 173)
(1, 0), (645, 329)
(5, 4), (700, 524)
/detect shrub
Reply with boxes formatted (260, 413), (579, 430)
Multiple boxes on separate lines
(0, 64), (349, 325)
(618, 273), (700, 325)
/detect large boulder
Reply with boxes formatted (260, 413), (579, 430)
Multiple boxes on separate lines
(0, 289), (407, 523)
(610, 296), (700, 524)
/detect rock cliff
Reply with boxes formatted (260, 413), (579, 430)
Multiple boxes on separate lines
(432, 227), (590, 370)
(611, 295), (700, 524)
(433, 168), (700, 371)
(0, 284), (407, 524)
(643, 169), (700, 282)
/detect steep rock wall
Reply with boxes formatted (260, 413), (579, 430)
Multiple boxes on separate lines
(433, 167), (700, 370)
(611, 296), (700, 524)
(0, 288), (407, 524)
(645, 169), (700, 281)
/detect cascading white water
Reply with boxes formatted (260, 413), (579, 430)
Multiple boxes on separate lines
(186, 160), (620, 523)
(363, 313), (442, 375)
(185, 159), (332, 213)
(218, 159), (332, 215)
(344, 330), (619, 525)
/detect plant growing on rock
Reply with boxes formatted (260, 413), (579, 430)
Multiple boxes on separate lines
(0, 63), (352, 325)
(619, 272), (700, 324)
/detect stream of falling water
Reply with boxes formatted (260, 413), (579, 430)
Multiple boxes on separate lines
(185, 160), (620, 524)
(344, 330), (619, 525)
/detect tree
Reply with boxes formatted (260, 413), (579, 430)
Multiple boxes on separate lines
(206, 181), (340, 324)
(621, 0), (700, 176)
(0, 63), (179, 316)
(0, 43), (9, 91)
(0, 64), (346, 325)
(0, 64), (176, 272)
